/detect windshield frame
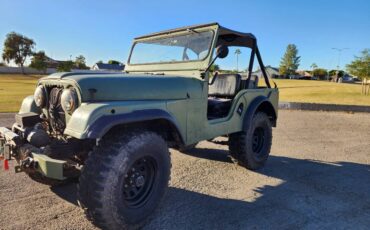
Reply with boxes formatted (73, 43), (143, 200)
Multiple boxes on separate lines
(127, 29), (215, 66)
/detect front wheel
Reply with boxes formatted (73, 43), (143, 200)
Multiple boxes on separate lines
(78, 131), (171, 230)
(229, 112), (272, 170)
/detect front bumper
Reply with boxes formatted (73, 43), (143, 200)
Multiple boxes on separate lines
(0, 127), (66, 180)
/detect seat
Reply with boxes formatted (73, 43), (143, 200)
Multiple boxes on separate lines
(240, 74), (259, 89)
(208, 74), (241, 119)
(208, 74), (242, 97)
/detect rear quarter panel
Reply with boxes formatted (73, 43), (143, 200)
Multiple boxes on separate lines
(198, 88), (278, 142)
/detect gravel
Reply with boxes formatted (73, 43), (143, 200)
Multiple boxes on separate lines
(0, 110), (370, 230)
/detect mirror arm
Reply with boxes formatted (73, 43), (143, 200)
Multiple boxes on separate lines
(201, 56), (218, 79)
(208, 72), (218, 85)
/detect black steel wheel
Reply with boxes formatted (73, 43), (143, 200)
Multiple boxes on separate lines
(122, 156), (157, 208)
(252, 127), (265, 154)
(229, 112), (272, 170)
(78, 131), (171, 230)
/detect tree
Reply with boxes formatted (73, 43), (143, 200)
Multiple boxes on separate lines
(57, 61), (74, 72)
(210, 64), (220, 72)
(0, 62), (6, 67)
(29, 51), (47, 74)
(279, 44), (300, 76)
(75, 55), (89, 69)
(310, 63), (318, 77)
(97, 60), (103, 64)
(346, 49), (370, 80)
(108, 60), (121, 65)
(234, 49), (241, 72)
(312, 68), (328, 79)
(310, 63), (318, 70)
(2, 32), (35, 74)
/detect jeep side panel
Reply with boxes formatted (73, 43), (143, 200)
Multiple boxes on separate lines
(186, 88), (278, 144)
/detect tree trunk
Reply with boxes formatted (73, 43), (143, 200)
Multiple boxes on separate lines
(20, 64), (25, 74)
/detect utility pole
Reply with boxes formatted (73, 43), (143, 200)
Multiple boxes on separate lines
(332, 48), (349, 71)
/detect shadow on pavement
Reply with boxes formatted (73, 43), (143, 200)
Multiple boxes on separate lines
(183, 147), (233, 163)
(51, 150), (370, 229)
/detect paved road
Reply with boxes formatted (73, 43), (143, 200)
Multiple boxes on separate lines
(1, 110), (370, 229)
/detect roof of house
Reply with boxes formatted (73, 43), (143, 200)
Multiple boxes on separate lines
(253, 66), (280, 75)
(94, 63), (124, 71)
(265, 65), (279, 72)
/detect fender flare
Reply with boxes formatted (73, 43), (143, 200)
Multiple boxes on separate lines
(243, 96), (277, 131)
(85, 109), (185, 142)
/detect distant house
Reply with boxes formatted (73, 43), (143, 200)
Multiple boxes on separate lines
(296, 70), (312, 77)
(253, 66), (280, 78)
(91, 63), (125, 72)
(45, 56), (69, 68)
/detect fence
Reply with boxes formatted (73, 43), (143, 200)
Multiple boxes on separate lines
(0, 67), (118, 75)
(0, 66), (57, 74)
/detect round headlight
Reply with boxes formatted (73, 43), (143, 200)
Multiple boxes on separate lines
(34, 85), (47, 108)
(61, 88), (78, 114)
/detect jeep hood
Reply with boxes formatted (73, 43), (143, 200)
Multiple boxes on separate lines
(43, 72), (203, 101)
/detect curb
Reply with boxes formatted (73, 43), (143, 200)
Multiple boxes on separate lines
(279, 102), (370, 113)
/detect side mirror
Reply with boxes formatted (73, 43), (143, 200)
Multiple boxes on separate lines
(216, 45), (229, 59)
(202, 45), (229, 79)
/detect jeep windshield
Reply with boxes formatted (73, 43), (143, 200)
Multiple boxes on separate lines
(129, 30), (214, 65)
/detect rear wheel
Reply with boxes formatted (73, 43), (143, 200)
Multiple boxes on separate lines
(229, 112), (272, 170)
(78, 131), (171, 230)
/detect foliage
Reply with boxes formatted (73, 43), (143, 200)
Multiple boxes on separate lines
(97, 60), (103, 64)
(234, 49), (241, 71)
(108, 60), (121, 65)
(0, 62), (6, 67)
(29, 51), (47, 73)
(209, 64), (220, 72)
(219, 69), (239, 74)
(329, 70), (344, 77)
(75, 55), (89, 69)
(310, 63), (318, 70)
(312, 68), (328, 79)
(346, 49), (370, 80)
(2, 32), (35, 73)
(279, 44), (300, 76)
(57, 61), (74, 72)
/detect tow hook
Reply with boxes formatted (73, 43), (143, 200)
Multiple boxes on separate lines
(15, 157), (38, 173)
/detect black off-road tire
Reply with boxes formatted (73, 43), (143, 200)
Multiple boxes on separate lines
(229, 112), (272, 170)
(78, 131), (171, 230)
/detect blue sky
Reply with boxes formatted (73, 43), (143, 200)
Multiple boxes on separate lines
(0, 0), (369, 70)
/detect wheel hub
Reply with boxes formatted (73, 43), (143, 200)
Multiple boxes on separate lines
(135, 175), (145, 187)
(252, 127), (265, 153)
(122, 156), (156, 208)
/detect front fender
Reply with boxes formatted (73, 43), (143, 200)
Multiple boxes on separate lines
(19, 95), (41, 114)
(64, 101), (184, 141)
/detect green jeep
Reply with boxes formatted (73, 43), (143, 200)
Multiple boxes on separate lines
(0, 23), (278, 229)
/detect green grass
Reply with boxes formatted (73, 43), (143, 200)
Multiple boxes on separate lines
(0, 74), (369, 113)
(0, 74), (41, 112)
(272, 79), (370, 106)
